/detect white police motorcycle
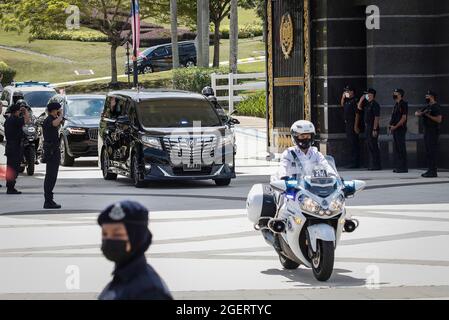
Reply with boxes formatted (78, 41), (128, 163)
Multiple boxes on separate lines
(247, 157), (365, 281)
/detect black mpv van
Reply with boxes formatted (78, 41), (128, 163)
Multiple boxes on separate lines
(98, 90), (236, 187)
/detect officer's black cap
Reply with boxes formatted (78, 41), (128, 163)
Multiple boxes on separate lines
(343, 85), (354, 92)
(426, 90), (437, 98)
(47, 102), (62, 112)
(98, 200), (149, 226)
(394, 88), (405, 97)
(364, 88), (377, 95)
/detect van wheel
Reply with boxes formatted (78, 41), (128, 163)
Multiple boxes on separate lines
(214, 178), (231, 186)
(102, 148), (117, 180)
(143, 65), (153, 74)
(60, 138), (74, 167)
(132, 153), (146, 188)
(185, 60), (195, 68)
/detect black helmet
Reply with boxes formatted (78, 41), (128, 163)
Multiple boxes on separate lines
(15, 99), (29, 109)
(202, 86), (215, 97)
(12, 91), (24, 104)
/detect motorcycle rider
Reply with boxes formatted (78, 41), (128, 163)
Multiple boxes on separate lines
(276, 120), (336, 180)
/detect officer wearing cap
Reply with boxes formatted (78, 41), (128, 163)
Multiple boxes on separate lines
(97, 200), (173, 300)
(356, 88), (382, 170)
(389, 89), (408, 173)
(415, 90), (443, 178)
(340, 85), (360, 168)
(4, 101), (31, 194)
(42, 102), (64, 209)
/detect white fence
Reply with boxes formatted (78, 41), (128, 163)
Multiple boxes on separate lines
(210, 72), (266, 114)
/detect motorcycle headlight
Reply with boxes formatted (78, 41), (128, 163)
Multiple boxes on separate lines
(300, 197), (321, 214)
(329, 196), (344, 213)
(141, 136), (162, 150)
(67, 127), (86, 135)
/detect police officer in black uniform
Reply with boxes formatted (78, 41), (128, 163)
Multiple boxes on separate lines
(356, 88), (382, 170)
(4, 101), (31, 194)
(341, 85), (360, 168)
(97, 200), (173, 300)
(389, 89), (408, 173)
(42, 102), (64, 209)
(415, 90), (443, 178)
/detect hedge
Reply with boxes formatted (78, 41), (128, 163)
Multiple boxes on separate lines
(172, 66), (228, 93)
(31, 30), (109, 42)
(235, 90), (266, 118)
(219, 23), (264, 39)
(0, 61), (17, 87)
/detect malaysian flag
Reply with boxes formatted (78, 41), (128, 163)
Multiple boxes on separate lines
(131, 0), (141, 58)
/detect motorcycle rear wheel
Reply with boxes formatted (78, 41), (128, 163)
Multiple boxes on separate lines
(312, 240), (334, 281)
(278, 253), (300, 269)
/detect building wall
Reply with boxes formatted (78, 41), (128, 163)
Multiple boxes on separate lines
(311, 0), (449, 168)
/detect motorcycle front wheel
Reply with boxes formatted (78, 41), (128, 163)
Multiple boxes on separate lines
(26, 147), (36, 176)
(312, 240), (334, 281)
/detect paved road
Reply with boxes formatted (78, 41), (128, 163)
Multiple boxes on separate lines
(1, 131), (449, 300)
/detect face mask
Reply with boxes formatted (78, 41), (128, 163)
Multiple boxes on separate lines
(365, 94), (370, 100)
(345, 92), (350, 98)
(101, 239), (131, 263)
(425, 98), (431, 104)
(297, 138), (312, 150)
(393, 95), (399, 100)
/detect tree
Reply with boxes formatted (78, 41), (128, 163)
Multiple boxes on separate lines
(170, 0), (179, 68)
(0, 0), (167, 85)
(229, 0), (238, 74)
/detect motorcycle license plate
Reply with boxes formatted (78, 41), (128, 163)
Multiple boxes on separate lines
(183, 163), (201, 171)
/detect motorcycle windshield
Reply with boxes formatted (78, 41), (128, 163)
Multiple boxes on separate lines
(302, 163), (339, 197)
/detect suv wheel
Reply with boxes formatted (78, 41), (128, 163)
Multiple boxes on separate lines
(185, 60), (195, 68)
(102, 148), (117, 180)
(60, 138), (75, 167)
(132, 153), (146, 188)
(143, 65), (153, 74)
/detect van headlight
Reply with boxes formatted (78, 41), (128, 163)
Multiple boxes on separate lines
(141, 136), (162, 150)
(300, 197), (321, 214)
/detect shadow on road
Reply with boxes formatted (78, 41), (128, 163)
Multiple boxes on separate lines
(261, 267), (373, 287)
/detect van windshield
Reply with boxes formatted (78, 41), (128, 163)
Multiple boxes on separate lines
(137, 98), (222, 128)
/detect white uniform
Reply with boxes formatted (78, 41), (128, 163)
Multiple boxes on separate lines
(275, 146), (337, 180)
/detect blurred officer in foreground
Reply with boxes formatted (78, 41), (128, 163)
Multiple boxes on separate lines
(98, 200), (173, 300)
(356, 88), (382, 170)
(340, 85), (360, 168)
(42, 102), (64, 209)
(389, 89), (408, 173)
(415, 90), (443, 178)
(4, 101), (31, 194)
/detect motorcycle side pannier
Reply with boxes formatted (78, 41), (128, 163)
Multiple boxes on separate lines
(246, 184), (277, 224)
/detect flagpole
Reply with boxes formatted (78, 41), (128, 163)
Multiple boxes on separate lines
(132, 0), (139, 88)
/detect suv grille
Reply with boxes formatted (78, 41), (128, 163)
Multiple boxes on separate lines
(88, 128), (99, 140)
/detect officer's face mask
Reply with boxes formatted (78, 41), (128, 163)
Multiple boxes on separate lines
(393, 95), (399, 101)
(101, 239), (131, 264)
(295, 136), (312, 150)
(425, 98), (431, 104)
(365, 94), (370, 100)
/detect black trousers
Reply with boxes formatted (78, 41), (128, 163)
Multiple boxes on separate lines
(366, 128), (381, 169)
(424, 130), (439, 173)
(393, 129), (408, 171)
(6, 150), (21, 191)
(44, 148), (61, 203)
(345, 121), (360, 167)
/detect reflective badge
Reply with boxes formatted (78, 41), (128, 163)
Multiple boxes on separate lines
(109, 203), (125, 221)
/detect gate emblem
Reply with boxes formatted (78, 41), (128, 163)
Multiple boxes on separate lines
(280, 13), (294, 59)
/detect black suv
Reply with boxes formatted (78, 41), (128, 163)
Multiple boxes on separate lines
(98, 90), (236, 187)
(40, 94), (105, 166)
(125, 41), (197, 74)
